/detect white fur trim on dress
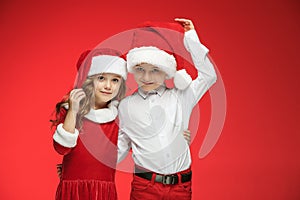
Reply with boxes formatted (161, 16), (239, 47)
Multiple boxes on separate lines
(126, 46), (177, 79)
(53, 123), (79, 148)
(88, 55), (127, 80)
(84, 100), (119, 123)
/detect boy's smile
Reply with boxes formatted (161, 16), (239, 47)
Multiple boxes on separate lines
(133, 63), (167, 92)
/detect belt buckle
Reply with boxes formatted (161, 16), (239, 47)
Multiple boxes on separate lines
(162, 174), (176, 185)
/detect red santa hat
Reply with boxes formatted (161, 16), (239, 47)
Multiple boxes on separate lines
(75, 48), (127, 88)
(126, 21), (193, 90)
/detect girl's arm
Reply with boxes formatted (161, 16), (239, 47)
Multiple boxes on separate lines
(53, 89), (86, 154)
(62, 88), (86, 133)
(53, 138), (73, 155)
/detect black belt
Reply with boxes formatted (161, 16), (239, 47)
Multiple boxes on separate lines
(134, 169), (192, 185)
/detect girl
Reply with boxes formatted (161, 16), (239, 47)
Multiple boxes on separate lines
(51, 48), (127, 200)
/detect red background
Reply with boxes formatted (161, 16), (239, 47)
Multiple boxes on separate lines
(0, 0), (299, 199)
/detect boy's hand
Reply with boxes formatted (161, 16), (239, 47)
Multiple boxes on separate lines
(175, 18), (195, 32)
(56, 164), (62, 179)
(183, 129), (191, 144)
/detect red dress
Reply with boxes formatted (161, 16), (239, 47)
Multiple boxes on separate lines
(54, 118), (119, 200)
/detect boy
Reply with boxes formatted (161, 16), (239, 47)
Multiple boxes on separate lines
(117, 18), (217, 199)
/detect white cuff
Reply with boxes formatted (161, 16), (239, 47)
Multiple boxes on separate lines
(53, 123), (79, 148)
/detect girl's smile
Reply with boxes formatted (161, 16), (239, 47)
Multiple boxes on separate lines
(94, 73), (122, 105)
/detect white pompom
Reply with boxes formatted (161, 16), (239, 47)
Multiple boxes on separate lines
(174, 69), (192, 90)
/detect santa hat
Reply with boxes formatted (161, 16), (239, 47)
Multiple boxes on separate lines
(75, 48), (127, 88)
(126, 21), (192, 90)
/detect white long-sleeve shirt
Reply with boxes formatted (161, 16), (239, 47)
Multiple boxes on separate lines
(117, 29), (217, 174)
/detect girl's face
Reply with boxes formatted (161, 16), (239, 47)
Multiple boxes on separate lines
(133, 63), (167, 92)
(93, 73), (122, 106)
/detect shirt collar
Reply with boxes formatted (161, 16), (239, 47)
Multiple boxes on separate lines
(137, 85), (166, 99)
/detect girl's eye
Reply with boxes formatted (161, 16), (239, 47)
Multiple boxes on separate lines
(112, 78), (120, 83)
(97, 76), (105, 81)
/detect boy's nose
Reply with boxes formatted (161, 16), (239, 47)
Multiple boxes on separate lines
(142, 71), (152, 82)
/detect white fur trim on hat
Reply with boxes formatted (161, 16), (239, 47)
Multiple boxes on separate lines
(126, 46), (176, 79)
(174, 69), (192, 90)
(88, 55), (127, 80)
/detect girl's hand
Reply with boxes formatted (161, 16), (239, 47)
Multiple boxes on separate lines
(69, 89), (86, 114)
(175, 18), (195, 32)
(183, 129), (191, 145)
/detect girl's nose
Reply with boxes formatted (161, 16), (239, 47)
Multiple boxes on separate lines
(104, 80), (111, 89)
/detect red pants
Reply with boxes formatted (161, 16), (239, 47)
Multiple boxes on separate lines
(130, 173), (192, 200)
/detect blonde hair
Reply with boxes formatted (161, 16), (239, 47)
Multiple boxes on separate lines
(51, 74), (126, 129)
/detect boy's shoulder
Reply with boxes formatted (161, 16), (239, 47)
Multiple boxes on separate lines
(119, 92), (139, 107)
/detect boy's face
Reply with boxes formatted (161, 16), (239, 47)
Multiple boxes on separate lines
(133, 63), (167, 92)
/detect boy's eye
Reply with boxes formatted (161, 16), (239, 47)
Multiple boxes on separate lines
(97, 76), (104, 81)
(152, 68), (160, 73)
(135, 67), (144, 72)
